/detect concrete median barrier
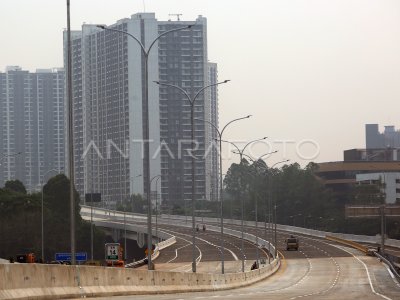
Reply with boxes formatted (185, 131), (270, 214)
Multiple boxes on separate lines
(325, 235), (368, 254)
(0, 258), (279, 300)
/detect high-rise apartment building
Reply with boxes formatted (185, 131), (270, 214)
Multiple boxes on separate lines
(0, 66), (65, 191)
(65, 13), (219, 208)
(206, 62), (219, 202)
(157, 17), (218, 204)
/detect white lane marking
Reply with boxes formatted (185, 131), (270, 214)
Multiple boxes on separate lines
(161, 228), (202, 272)
(382, 262), (400, 288)
(195, 236), (238, 260)
(164, 227), (240, 261)
(329, 244), (392, 300)
(384, 263), (395, 280)
(166, 239), (191, 263)
(199, 232), (245, 261)
(261, 249), (312, 294)
(289, 240), (341, 299)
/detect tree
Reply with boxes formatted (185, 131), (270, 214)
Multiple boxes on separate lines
(0, 174), (106, 261)
(43, 174), (81, 219)
(4, 179), (27, 194)
(224, 160), (342, 230)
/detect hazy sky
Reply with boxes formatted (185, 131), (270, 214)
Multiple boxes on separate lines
(1, 0), (400, 170)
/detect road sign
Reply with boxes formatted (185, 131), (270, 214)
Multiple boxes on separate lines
(85, 193), (101, 203)
(55, 252), (87, 262)
(105, 243), (120, 261)
(345, 205), (400, 218)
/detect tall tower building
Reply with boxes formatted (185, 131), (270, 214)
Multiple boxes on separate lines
(158, 16), (218, 204)
(65, 14), (161, 208)
(366, 124), (400, 149)
(207, 62), (219, 201)
(65, 13), (219, 208)
(0, 66), (65, 191)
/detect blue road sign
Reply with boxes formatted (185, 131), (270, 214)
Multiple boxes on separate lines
(55, 252), (87, 262)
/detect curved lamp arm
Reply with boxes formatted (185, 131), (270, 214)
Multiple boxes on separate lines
(193, 80), (230, 103)
(150, 174), (162, 185)
(221, 115), (251, 136)
(271, 159), (290, 168)
(155, 80), (230, 106)
(96, 25), (193, 56)
(147, 25), (193, 54)
(194, 118), (221, 139)
(242, 137), (268, 154)
(221, 140), (241, 155)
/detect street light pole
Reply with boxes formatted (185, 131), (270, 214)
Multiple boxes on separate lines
(124, 209), (127, 261)
(41, 169), (59, 262)
(66, 0), (76, 266)
(155, 176), (161, 244)
(238, 152), (278, 268)
(97, 23), (192, 271)
(195, 116), (252, 274)
(155, 80), (230, 273)
(270, 159), (290, 258)
(150, 174), (161, 249)
(226, 138), (268, 272)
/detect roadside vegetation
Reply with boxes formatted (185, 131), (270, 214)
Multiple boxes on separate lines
(0, 175), (106, 261)
(222, 160), (399, 239)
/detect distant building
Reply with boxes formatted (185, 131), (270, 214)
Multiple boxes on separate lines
(315, 161), (400, 203)
(366, 124), (400, 149)
(356, 172), (400, 204)
(64, 13), (219, 208)
(316, 125), (400, 203)
(344, 148), (400, 162)
(316, 145), (400, 203)
(0, 66), (65, 191)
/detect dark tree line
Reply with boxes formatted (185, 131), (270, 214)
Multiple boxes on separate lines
(0, 175), (106, 261)
(223, 160), (400, 239)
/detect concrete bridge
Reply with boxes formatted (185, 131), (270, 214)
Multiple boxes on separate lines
(1, 206), (399, 300)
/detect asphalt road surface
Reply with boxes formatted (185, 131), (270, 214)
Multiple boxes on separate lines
(139, 223), (269, 273)
(83, 218), (400, 299)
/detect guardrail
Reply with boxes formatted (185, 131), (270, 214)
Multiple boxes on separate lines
(81, 206), (400, 254)
(374, 252), (400, 281)
(157, 212), (400, 250)
(85, 218), (176, 269)
(201, 224), (277, 260)
(87, 208), (278, 262)
(325, 235), (368, 254)
(125, 236), (177, 269)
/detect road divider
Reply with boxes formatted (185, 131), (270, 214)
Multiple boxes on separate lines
(325, 235), (368, 254)
(0, 257), (279, 299)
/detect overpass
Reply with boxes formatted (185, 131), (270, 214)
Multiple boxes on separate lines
(1, 206), (399, 299)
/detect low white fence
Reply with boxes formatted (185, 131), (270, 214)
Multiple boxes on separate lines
(83, 206), (278, 260)
(81, 205), (400, 250)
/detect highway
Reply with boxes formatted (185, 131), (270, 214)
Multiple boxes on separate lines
(137, 223), (270, 273)
(84, 217), (400, 300)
